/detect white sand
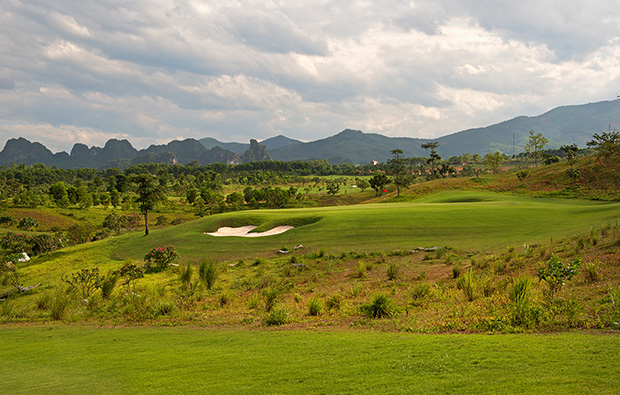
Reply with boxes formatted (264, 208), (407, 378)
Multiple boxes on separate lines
(205, 225), (293, 237)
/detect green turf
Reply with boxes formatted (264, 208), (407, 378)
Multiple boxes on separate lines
(114, 191), (620, 262)
(0, 325), (617, 394)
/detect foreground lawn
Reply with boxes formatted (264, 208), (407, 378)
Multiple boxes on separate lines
(1, 326), (618, 394)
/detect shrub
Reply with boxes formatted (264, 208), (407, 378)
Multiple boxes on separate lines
(537, 256), (582, 300)
(17, 217), (38, 230)
(198, 259), (217, 290)
(115, 263), (144, 291)
(452, 264), (462, 279)
(355, 261), (366, 278)
(101, 274), (117, 299)
(247, 294), (260, 309)
(456, 270), (476, 301)
(262, 286), (281, 312)
(155, 215), (168, 226)
(386, 262), (399, 280)
(263, 307), (289, 326)
(0, 215), (16, 226)
(154, 300), (175, 316)
(326, 294), (342, 310)
(144, 245), (179, 270)
(411, 282), (431, 300)
(350, 284), (362, 297)
(584, 262), (599, 283)
(178, 263), (193, 287)
(63, 267), (103, 299)
(360, 294), (398, 318)
(50, 290), (70, 320)
(307, 297), (323, 316)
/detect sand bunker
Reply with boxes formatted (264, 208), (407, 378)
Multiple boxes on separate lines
(205, 225), (293, 237)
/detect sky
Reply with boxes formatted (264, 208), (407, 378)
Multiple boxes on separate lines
(1, 0), (620, 153)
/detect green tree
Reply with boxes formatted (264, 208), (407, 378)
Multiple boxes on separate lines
(587, 130), (620, 162)
(326, 181), (340, 196)
(484, 151), (505, 174)
(369, 173), (390, 196)
(524, 130), (549, 167)
(131, 174), (166, 236)
(421, 142), (441, 178)
(387, 149), (413, 197)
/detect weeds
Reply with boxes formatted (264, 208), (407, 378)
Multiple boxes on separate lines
(386, 262), (399, 280)
(198, 259), (218, 290)
(307, 297), (322, 316)
(360, 294), (398, 318)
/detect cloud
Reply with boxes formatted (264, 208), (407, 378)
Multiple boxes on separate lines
(1, 0), (619, 151)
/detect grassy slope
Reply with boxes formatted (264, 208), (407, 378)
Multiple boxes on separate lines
(111, 191), (620, 262)
(1, 326), (618, 394)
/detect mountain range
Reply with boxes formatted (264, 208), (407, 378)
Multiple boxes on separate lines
(0, 99), (618, 168)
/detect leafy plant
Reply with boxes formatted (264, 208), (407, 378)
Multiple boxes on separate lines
(144, 245), (179, 270)
(537, 256), (582, 300)
(115, 263), (144, 291)
(263, 307), (289, 326)
(325, 294), (342, 310)
(17, 217), (38, 230)
(63, 267), (103, 299)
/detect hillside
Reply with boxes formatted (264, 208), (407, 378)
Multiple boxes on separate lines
(269, 100), (620, 163)
(0, 99), (618, 167)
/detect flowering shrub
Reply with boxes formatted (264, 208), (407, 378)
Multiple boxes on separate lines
(144, 245), (179, 270)
(63, 267), (103, 299)
(115, 263), (144, 290)
(0, 232), (31, 252)
(121, 214), (140, 232)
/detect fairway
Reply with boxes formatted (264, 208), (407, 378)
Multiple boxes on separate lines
(116, 191), (620, 261)
(0, 325), (618, 394)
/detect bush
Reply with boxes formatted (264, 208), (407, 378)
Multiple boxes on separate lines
(386, 262), (399, 280)
(101, 274), (117, 299)
(262, 287), (281, 312)
(115, 263), (144, 291)
(456, 270), (476, 301)
(198, 259), (217, 290)
(17, 217), (38, 230)
(537, 256), (582, 299)
(144, 245), (178, 270)
(584, 262), (599, 283)
(326, 294), (342, 310)
(411, 282), (431, 300)
(178, 263), (193, 287)
(360, 294), (398, 318)
(452, 264), (462, 279)
(263, 307), (289, 326)
(307, 297), (322, 316)
(63, 268), (103, 299)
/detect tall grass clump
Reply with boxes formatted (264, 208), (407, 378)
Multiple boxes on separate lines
(263, 307), (289, 326)
(584, 262), (600, 283)
(307, 297), (322, 316)
(262, 287), (281, 312)
(509, 276), (532, 326)
(50, 290), (71, 321)
(456, 270), (475, 301)
(386, 262), (399, 280)
(360, 294), (398, 318)
(355, 261), (367, 278)
(411, 282), (432, 303)
(198, 259), (218, 290)
(179, 263), (193, 287)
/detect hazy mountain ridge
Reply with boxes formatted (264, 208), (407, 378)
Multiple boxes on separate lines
(0, 99), (618, 167)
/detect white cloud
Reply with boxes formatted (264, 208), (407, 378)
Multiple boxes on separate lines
(0, 0), (619, 151)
